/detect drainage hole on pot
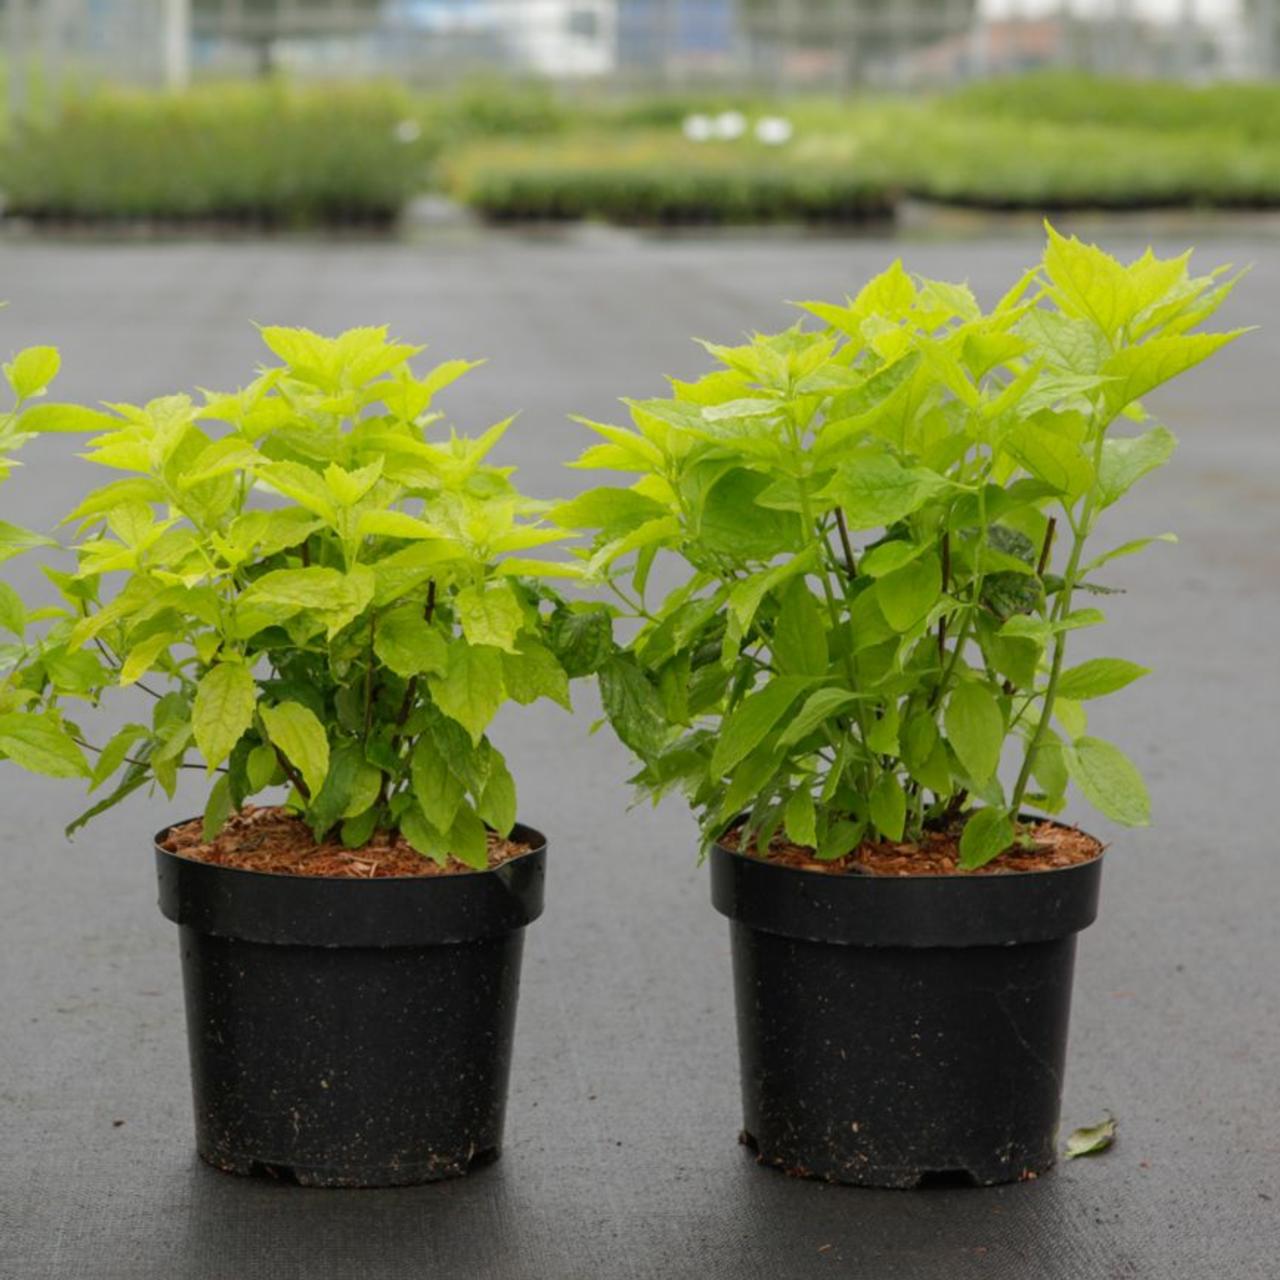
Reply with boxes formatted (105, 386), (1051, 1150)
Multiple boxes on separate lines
(247, 1160), (302, 1185)
(915, 1169), (980, 1190)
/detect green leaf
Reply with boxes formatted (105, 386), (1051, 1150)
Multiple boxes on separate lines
(478, 750), (517, 836)
(260, 701), (330, 798)
(783, 788), (817, 850)
(711, 676), (812, 777)
(546, 606), (613, 678)
(427, 641), (505, 745)
(599, 656), (668, 758)
(772, 578), (828, 678)
(1101, 331), (1243, 417)
(305, 744), (364, 839)
(858, 539), (927, 579)
(449, 804), (490, 871)
(868, 772), (906, 841)
(0, 520), (55, 562)
(0, 582), (25, 637)
(1083, 533), (1176, 574)
(246, 743), (279, 793)
(1096, 427), (1176, 509)
(1065, 1116), (1117, 1159)
(0, 713), (90, 778)
(411, 735), (465, 834)
(401, 806), (449, 865)
(1003, 418), (1094, 498)
(698, 468), (802, 560)
(776, 687), (860, 748)
(374, 610), (447, 679)
(1056, 658), (1150, 702)
(726, 548), (817, 633)
(502, 641), (571, 710)
(817, 453), (949, 531)
(945, 683), (1005, 784)
(958, 808), (1014, 870)
(876, 553), (942, 633)
(241, 567), (373, 637)
(549, 486), (667, 534)
(192, 662), (256, 771)
(455, 581), (523, 654)
(203, 774), (233, 841)
(5, 346), (60, 399)
(19, 402), (120, 434)
(1065, 736), (1150, 827)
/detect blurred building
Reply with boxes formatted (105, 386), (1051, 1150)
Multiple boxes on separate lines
(616, 0), (737, 74)
(1, 0), (1275, 91)
(737, 0), (978, 87)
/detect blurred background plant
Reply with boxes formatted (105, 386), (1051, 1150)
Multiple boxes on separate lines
(4, 1), (1280, 225)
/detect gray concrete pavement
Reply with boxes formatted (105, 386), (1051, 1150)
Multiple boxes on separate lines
(0, 224), (1277, 1279)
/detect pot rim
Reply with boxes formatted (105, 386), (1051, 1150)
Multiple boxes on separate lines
(713, 813), (1104, 883)
(710, 819), (1105, 948)
(154, 817), (548, 882)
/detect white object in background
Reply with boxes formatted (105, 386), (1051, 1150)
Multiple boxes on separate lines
(683, 114), (714, 142)
(755, 116), (794, 146)
(714, 110), (748, 141)
(394, 119), (423, 144)
(162, 0), (191, 92)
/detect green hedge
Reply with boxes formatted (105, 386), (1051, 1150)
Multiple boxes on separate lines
(949, 71), (1280, 144)
(1, 82), (436, 224)
(449, 134), (894, 225)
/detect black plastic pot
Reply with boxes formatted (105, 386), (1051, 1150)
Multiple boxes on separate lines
(710, 839), (1103, 1188)
(155, 822), (546, 1188)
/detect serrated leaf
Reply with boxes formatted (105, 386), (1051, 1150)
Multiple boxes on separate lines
(192, 662), (256, 771)
(783, 787), (817, 850)
(0, 581), (25, 636)
(958, 808), (1014, 870)
(455, 581), (523, 654)
(411, 734), (465, 833)
(877, 553), (941, 632)
(1056, 658), (1149, 702)
(0, 713), (90, 778)
(449, 803), (490, 870)
(868, 772), (906, 841)
(203, 774), (233, 841)
(374, 610), (447, 679)
(711, 676), (812, 777)
(502, 641), (570, 710)
(599, 656), (668, 758)
(478, 750), (517, 836)
(772, 578), (828, 677)
(1097, 427), (1177, 509)
(776, 687), (860, 748)
(1065, 736), (1150, 827)
(427, 641), (505, 745)
(817, 453), (949, 530)
(5, 346), (60, 399)
(945, 683), (1005, 784)
(260, 701), (330, 798)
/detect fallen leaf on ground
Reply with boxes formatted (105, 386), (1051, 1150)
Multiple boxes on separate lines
(1065, 1115), (1117, 1159)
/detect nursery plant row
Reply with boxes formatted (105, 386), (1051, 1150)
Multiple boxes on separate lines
(7, 73), (1280, 226)
(0, 229), (1242, 1188)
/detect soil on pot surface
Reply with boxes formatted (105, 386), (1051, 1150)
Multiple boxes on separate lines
(161, 806), (532, 878)
(722, 818), (1102, 877)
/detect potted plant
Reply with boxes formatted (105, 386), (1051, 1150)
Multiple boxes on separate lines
(557, 227), (1243, 1186)
(1, 325), (592, 1187)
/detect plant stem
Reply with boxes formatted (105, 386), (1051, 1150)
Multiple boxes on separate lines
(833, 507), (857, 581)
(1009, 437), (1105, 815)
